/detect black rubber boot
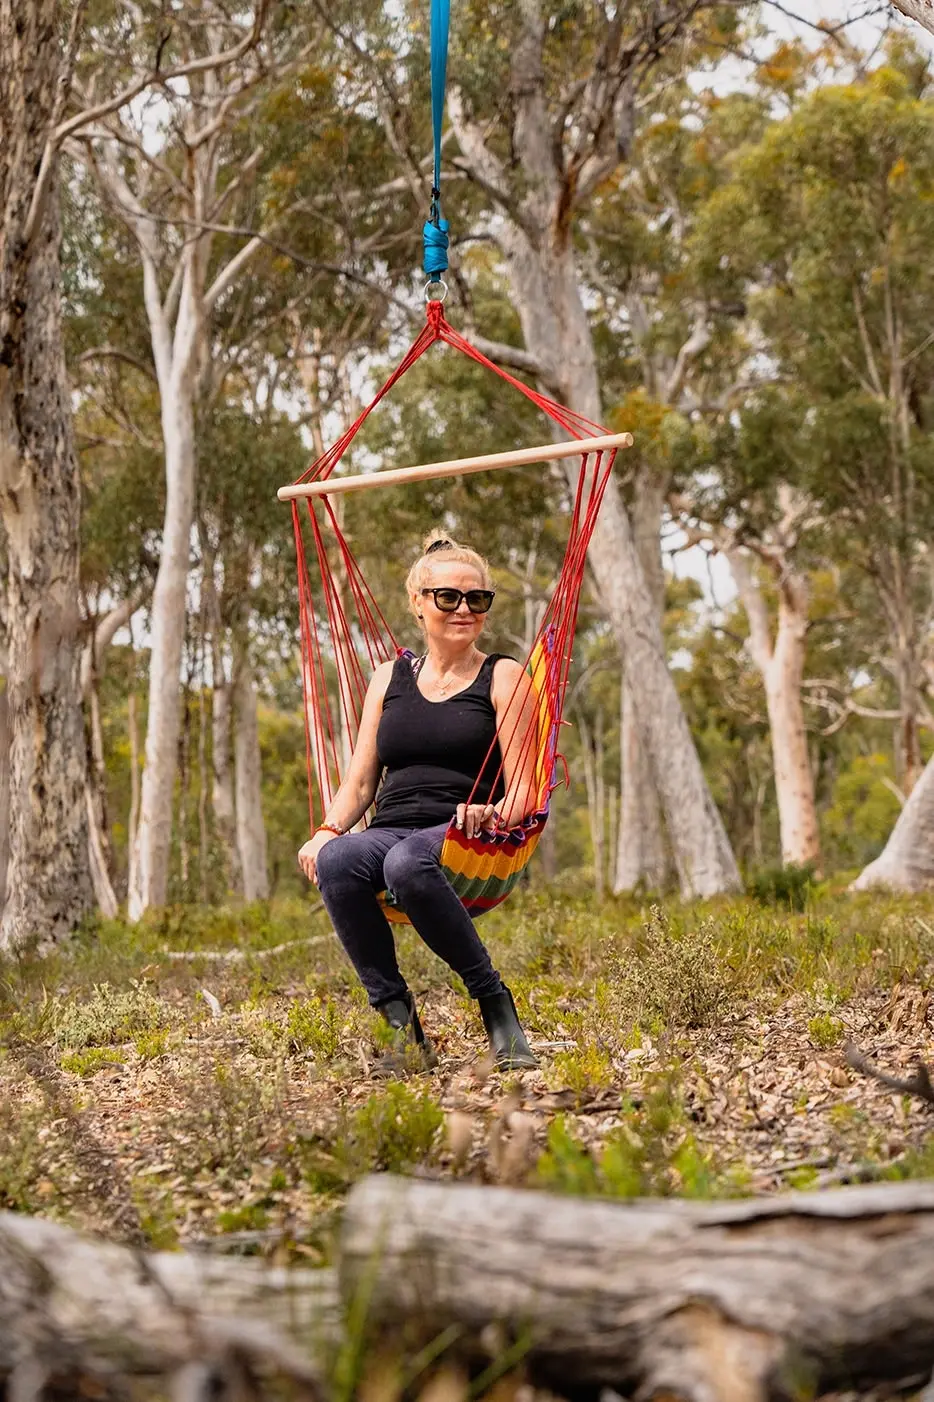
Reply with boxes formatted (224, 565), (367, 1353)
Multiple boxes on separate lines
(374, 991), (438, 1074)
(477, 986), (538, 1070)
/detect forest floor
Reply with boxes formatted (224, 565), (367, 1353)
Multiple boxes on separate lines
(2, 883), (934, 1396)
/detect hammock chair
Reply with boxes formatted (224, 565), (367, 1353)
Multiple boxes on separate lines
(278, 304), (631, 920)
(276, 0), (632, 920)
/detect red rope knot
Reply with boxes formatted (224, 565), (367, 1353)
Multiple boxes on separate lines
(426, 299), (446, 333)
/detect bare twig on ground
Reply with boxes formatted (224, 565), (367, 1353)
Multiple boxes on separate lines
(844, 1040), (934, 1107)
(165, 909), (328, 963)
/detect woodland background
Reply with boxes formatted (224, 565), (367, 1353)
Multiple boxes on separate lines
(11, 0), (934, 935)
(9, 8), (934, 1393)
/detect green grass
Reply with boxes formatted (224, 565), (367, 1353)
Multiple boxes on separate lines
(0, 886), (933, 1251)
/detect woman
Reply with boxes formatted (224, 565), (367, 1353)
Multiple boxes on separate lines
(298, 531), (539, 1072)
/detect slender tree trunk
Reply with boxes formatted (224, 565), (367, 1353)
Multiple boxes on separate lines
(202, 555), (240, 890)
(128, 387), (195, 917)
(233, 648), (269, 901)
(852, 751), (934, 891)
(766, 598), (821, 869)
(178, 651), (192, 898)
(85, 678), (119, 917)
(577, 712), (606, 898)
(127, 688), (141, 895)
(728, 549), (821, 870)
(0, 13), (93, 947)
(616, 468), (669, 892)
(894, 643), (923, 796)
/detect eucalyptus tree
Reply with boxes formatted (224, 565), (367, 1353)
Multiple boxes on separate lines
(583, 76), (768, 889)
(692, 47), (934, 886)
(0, 0), (94, 949)
(315, 0), (746, 896)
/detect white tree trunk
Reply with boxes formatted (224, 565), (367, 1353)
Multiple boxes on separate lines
(728, 549), (821, 869)
(202, 557), (241, 891)
(233, 649), (269, 901)
(212, 671), (240, 886)
(616, 469), (669, 892)
(616, 677), (668, 891)
(509, 241), (738, 898)
(852, 750), (934, 890)
(128, 385), (196, 917)
(891, 0), (934, 35)
(0, 17), (93, 948)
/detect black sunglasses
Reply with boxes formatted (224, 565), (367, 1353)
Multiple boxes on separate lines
(420, 587), (496, 614)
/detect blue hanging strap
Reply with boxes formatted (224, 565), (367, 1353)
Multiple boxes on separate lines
(423, 0), (450, 279)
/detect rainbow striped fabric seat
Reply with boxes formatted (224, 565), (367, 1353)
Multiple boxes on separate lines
(380, 632), (558, 923)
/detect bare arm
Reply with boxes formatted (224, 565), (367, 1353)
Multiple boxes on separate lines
(318, 659), (394, 832)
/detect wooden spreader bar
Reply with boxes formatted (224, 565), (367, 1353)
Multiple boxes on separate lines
(277, 430), (633, 501)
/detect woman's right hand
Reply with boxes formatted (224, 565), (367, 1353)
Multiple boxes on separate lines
(298, 830), (339, 886)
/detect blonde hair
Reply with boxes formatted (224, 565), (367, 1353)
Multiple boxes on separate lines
(405, 530), (492, 623)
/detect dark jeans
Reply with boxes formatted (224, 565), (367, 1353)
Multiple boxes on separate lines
(315, 823), (504, 1006)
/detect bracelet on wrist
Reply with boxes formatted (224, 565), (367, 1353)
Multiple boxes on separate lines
(316, 821), (344, 837)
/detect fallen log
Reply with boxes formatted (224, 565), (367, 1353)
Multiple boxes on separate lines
(0, 1209), (339, 1395)
(340, 1175), (934, 1401)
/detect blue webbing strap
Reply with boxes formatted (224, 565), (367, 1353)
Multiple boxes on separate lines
(423, 0), (450, 278)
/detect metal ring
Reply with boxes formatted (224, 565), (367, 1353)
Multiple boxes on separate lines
(424, 278), (448, 303)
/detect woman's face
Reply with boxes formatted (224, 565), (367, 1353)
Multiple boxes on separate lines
(413, 560), (489, 648)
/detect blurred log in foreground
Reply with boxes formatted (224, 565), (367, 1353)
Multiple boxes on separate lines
(340, 1176), (934, 1401)
(0, 1208), (338, 1398)
(6, 1178), (934, 1400)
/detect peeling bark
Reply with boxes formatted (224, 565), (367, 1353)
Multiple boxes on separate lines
(0, 0), (93, 950)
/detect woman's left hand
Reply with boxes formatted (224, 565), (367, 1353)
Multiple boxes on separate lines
(455, 802), (499, 839)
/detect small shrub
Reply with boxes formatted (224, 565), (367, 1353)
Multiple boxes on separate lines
(302, 1081), (443, 1192)
(551, 1042), (615, 1096)
(156, 1061), (286, 1180)
(60, 1048), (124, 1077)
(216, 1202), (271, 1234)
(535, 1075), (729, 1201)
(747, 863), (817, 912)
(286, 997), (342, 1059)
(619, 906), (732, 1030)
(54, 981), (168, 1049)
(0, 1100), (61, 1211)
(134, 1029), (170, 1059)
(808, 1013), (844, 1050)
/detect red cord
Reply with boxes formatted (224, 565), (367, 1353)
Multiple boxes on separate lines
(289, 305), (619, 834)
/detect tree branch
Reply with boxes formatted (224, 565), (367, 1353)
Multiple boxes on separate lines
(23, 0), (271, 247)
(76, 346), (157, 383)
(889, 0), (934, 37)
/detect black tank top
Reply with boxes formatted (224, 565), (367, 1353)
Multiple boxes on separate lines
(371, 652), (507, 829)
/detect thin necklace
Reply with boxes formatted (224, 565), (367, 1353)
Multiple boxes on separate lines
(427, 653), (478, 697)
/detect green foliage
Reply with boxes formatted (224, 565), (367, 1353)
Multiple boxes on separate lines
(285, 997), (342, 1059)
(60, 1048), (125, 1077)
(747, 863), (817, 913)
(302, 1082), (444, 1191)
(536, 1075), (728, 1200)
(808, 1014), (844, 1050)
(54, 981), (168, 1050)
